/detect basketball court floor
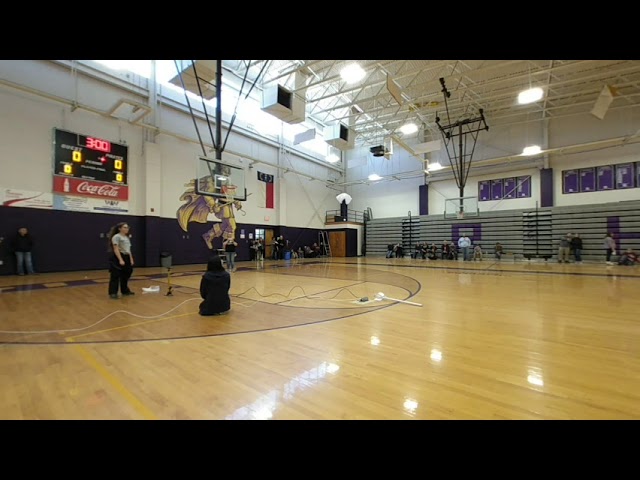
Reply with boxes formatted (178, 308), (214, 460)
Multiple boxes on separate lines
(0, 256), (638, 419)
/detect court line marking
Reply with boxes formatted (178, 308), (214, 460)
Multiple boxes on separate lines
(4, 264), (422, 345)
(68, 338), (158, 420)
(330, 259), (640, 279)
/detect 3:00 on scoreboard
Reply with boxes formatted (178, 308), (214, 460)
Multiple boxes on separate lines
(53, 128), (128, 185)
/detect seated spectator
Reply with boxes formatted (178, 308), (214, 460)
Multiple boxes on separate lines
(427, 243), (438, 260)
(495, 242), (503, 260)
(473, 244), (483, 261)
(199, 257), (231, 316)
(618, 248), (639, 266)
(441, 240), (451, 260)
(415, 243), (427, 259)
(386, 244), (394, 258)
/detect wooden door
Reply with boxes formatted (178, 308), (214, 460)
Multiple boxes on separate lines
(328, 231), (346, 257)
(265, 229), (274, 259)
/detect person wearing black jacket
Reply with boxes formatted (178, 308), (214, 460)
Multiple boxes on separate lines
(199, 256), (231, 316)
(571, 233), (583, 263)
(12, 227), (35, 275)
(223, 237), (238, 271)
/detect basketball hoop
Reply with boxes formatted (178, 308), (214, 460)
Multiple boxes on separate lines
(444, 196), (478, 219)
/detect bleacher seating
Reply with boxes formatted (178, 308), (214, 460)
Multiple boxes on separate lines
(365, 200), (640, 262)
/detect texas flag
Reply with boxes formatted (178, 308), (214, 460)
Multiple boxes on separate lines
(257, 171), (275, 209)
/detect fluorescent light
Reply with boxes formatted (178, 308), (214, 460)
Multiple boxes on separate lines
(399, 123), (418, 135)
(326, 153), (340, 163)
(368, 174), (382, 181)
(340, 63), (366, 84)
(521, 145), (541, 156)
(518, 87), (544, 105)
(427, 162), (444, 171)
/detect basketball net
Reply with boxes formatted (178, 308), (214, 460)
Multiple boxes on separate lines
(456, 211), (465, 219)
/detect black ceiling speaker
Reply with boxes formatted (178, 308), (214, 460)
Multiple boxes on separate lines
(370, 145), (385, 157)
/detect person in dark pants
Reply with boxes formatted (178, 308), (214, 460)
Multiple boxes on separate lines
(12, 227), (35, 275)
(223, 237), (238, 271)
(571, 233), (583, 263)
(107, 222), (135, 299)
(199, 256), (231, 316)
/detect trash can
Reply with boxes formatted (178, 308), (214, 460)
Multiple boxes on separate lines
(284, 251), (291, 260)
(160, 252), (172, 269)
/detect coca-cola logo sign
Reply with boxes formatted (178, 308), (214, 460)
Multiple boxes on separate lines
(53, 175), (129, 200)
(77, 181), (120, 197)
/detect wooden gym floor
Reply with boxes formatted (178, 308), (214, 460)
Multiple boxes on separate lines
(0, 256), (638, 419)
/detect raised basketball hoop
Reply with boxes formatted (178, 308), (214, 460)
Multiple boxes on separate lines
(444, 196), (479, 219)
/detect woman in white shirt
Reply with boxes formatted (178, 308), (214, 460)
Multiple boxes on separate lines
(603, 233), (616, 265)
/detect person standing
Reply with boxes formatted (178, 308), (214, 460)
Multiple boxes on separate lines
(12, 227), (35, 275)
(603, 232), (616, 265)
(571, 233), (583, 263)
(558, 234), (571, 263)
(458, 235), (471, 261)
(199, 256), (231, 316)
(107, 222), (135, 299)
(223, 237), (238, 272)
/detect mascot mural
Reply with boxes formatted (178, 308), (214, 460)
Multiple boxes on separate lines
(177, 168), (245, 250)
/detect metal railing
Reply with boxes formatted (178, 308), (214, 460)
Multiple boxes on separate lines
(325, 209), (367, 224)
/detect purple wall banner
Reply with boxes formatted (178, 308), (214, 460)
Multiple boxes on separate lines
(491, 179), (503, 200)
(615, 163), (635, 189)
(563, 170), (579, 194)
(478, 180), (491, 201)
(579, 167), (596, 192)
(419, 184), (429, 215)
(479, 175), (531, 201)
(597, 165), (614, 191)
(503, 178), (516, 199)
(540, 168), (553, 207)
(516, 176), (531, 198)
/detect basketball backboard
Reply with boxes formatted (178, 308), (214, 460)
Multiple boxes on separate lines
(444, 196), (479, 219)
(195, 156), (246, 201)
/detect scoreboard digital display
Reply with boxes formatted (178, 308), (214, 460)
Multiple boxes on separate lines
(53, 128), (128, 185)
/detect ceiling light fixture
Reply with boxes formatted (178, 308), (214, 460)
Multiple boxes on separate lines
(399, 123), (418, 135)
(518, 87), (544, 105)
(340, 63), (366, 84)
(521, 145), (541, 156)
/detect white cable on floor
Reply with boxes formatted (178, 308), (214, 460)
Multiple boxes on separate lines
(0, 285), (395, 336)
(0, 298), (201, 335)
